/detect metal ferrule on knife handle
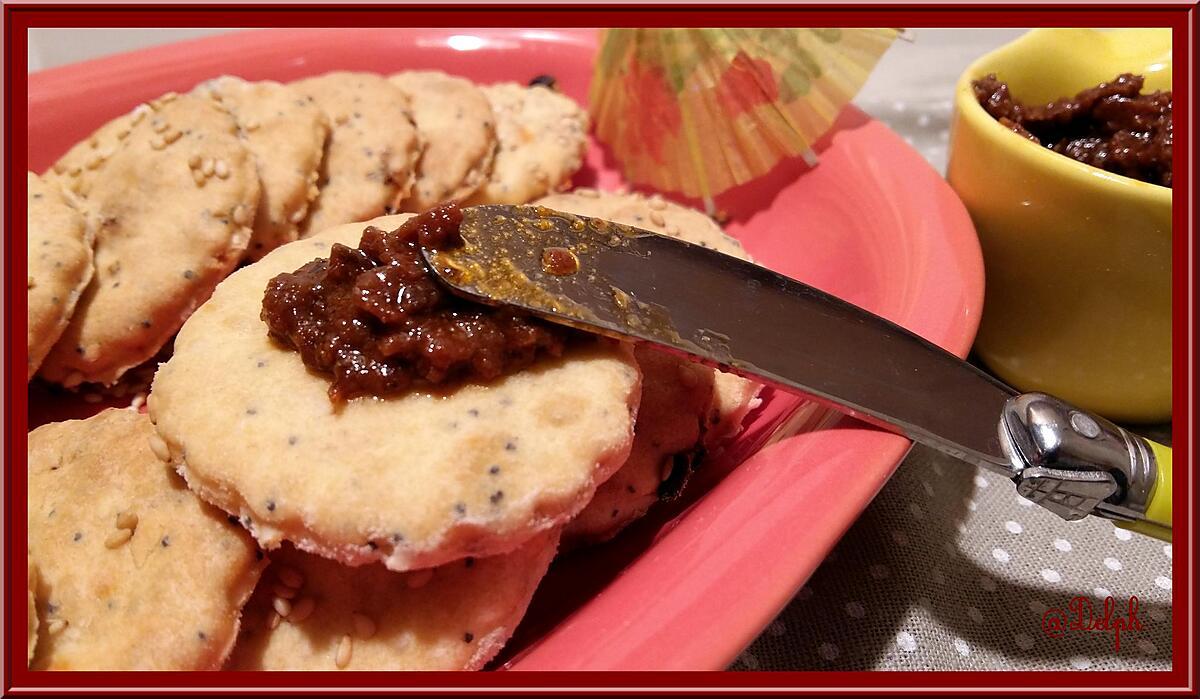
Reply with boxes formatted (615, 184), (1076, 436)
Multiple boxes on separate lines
(1001, 394), (1158, 520)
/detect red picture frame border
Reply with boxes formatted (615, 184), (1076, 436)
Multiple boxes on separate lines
(2, 2), (1194, 693)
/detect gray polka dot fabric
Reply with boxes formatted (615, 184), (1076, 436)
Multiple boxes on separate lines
(732, 443), (1173, 670)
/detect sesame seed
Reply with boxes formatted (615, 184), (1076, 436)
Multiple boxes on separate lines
(152, 119), (169, 134)
(150, 137), (166, 150)
(245, 119), (261, 131)
(288, 596), (315, 623)
(267, 611), (282, 630)
(335, 634), (353, 669)
(201, 158), (215, 176)
(188, 154), (202, 168)
(352, 612), (376, 639)
(68, 165), (83, 176)
(192, 169), (207, 186)
(115, 510), (139, 531)
(649, 211), (666, 226)
(148, 434), (170, 462)
(648, 197), (667, 210)
(272, 596), (292, 618)
(104, 528), (133, 549)
(232, 205), (250, 225)
(277, 566), (304, 589)
(47, 619), (68, 634)
(289, 207), (308, 224)
(214, 159), (230, 179)
(164, 130), (183, 145)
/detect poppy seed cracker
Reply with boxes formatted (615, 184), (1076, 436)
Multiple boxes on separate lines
(227, 529), (558, 670)
(389, 70), (498, 212)
(463, 83), (588, 206)
(149, 215), (641, 572)
(39, 92), (260, 387)
(290, 72), (422, 235)
(27, 409), (265, 670)
(26, 172), (94, 380)
(196, 76), (329, 260)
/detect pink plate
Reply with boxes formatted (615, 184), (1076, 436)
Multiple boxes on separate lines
(27, 28), (984, 671)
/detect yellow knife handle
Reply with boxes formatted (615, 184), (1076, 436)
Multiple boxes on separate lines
(1117, 439), (1172, 542)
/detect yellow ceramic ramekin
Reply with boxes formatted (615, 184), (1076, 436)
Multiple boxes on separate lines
(947, 28), (1173, 423)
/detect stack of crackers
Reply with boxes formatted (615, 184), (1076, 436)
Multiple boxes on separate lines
(26, 70), (761, 671)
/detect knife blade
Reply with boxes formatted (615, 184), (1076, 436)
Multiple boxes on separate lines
(421, 204), (1171, 539)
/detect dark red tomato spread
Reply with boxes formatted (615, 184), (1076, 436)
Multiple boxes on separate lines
(261, 204), (570, 402)
(973, 73), (1172, 187)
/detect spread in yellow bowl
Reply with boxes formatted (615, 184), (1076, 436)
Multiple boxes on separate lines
(947, 28), (1172, 422)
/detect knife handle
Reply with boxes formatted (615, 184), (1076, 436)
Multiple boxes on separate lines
(1116, 439), (1172, 542)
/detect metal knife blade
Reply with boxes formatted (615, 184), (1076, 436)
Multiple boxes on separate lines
(423, 204), (1018, 474)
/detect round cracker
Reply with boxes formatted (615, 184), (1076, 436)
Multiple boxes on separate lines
(27, 172), (93, 380)
(228, 529), (558, 671)
(197, 76), (329, 260)
(389, 71), (497, 212)
(565, 346), (713, 545)
(27, 409), (265, 670)
(44, 101), (151, 198)
(462, 83), (588, 206)
(534, 189), (763, 446)
(149, 214), (640, 571)
(39, 92), (260, 387)
(289, 72), (421, 235)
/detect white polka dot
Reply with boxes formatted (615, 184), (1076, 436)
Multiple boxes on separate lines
(1016, 494), (1035, 508)
(1014, 633), (1035, 650)
(980, 576), (998, 592)
(890, 530), (909, 547)
(917, 113), (932, 127)
(1149, 607), (1166, 622)
(907, 502), (925, 519)
(1093, 586), (1112, 599)
(1155, 576), (1172, 590)
(953, 637), (971, 656)
(992, 547), (1011, 563)
(967, 606), (984, 623)
(1029, 600), (1048, 615)
(1005, 520), (1024, 534)
(1041, 568), (1063, 583)
(1104, 557), (1123, 571)
(966, 500), (978, 512)
(1114, 528), (1133, 541)
(974, 474), (990, 489)
(956, 522), (969, 534)
(1053, 538), (1073, 552)
(767, 620), (787, 637)
(797, 586), (814, 601)
(845, 601), (866, 619)
(869, 564), (890, 580)
(1163, 544), (1172, 559)
(1138, 639), (1157, 654)
(921, 481), (935, 497)
(738, 651), (760, 669)
(818, 642), (840, 661)
(896, 631), (917, 652)
(1069, 655), (1092, 670)
(931, 568), (945, 585)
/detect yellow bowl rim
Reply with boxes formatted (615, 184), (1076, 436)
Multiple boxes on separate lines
(954, 33), (1172, 206)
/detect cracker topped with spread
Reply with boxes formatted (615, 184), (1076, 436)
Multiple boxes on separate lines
(149, 214), (641, 571)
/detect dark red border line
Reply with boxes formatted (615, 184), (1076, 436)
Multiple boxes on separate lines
(4, 3), (1195, 695)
